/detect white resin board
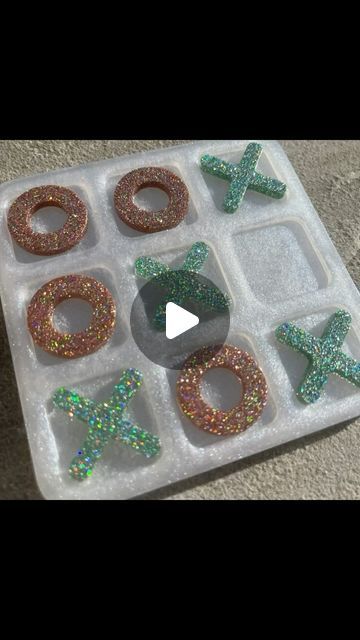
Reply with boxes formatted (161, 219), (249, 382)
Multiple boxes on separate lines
(0, 140), (360, 500)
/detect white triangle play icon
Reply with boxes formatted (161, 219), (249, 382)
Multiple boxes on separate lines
(165, 302), (199, 340)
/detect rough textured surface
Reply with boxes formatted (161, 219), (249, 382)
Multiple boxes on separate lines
(0, 139), (359, 500)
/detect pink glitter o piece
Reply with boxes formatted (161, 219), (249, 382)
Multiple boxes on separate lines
(27, 275), (116, 359)
(114, 167), (189, 233)
(176, 344), (268, 436)
(7, 185), (88, 256)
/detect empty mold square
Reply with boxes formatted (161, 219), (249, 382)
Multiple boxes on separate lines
(3, 184), (100, 265)
(233, 220), (329, 304)
(199, 146), (287, 213)
(106, 164), (198, 239)
(47, 370), (161, 486)
(167, 333), (277, 448)
(273, 308), (360, 404)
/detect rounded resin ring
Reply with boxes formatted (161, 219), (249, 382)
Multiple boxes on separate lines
(27, 275), (116, 359)
(114, 167), (189, 233)
(176, 344), (268, 436)
(7, 185), (88, 255)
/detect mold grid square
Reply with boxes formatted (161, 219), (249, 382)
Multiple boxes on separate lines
(0, 140), (359, 499)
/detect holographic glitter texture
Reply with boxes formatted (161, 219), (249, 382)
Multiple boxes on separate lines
(135, 242), (231, 329)
(177, 344), (268, 436)
(53, 369), (161, 480)
(27, 274), (116, 359)
(275, 309), (360, 403)
(200, 143), (287, 213)
(136, 241), (210, 279)
(114, 167), (189, 233)
(7, 185), (88, 255)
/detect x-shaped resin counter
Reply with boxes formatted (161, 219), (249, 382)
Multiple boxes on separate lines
(53, 368), (160, 480)
(276, 310), (360, 403)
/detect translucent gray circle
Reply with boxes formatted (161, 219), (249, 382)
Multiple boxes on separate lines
(130, 270), (231, 370)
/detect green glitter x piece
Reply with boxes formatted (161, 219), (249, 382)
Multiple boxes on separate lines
(275, 309), (360, 404)
(53, 368), (161, 481)
(200, 142), (287, 213)
(135, 242), (209, 279)
(135, 242), (231, 330)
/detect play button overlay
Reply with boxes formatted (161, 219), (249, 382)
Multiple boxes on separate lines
(166, 303), (199, 339)
(130, 269), (231, 370)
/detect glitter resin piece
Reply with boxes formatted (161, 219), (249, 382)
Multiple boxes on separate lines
(27, 274), (116, 359)
(135, 242), (231, 330)
(135, 241), (209, 279)
(275, 309), (360, 404)
(7, 185), (88, 255)
(200, 143), (287, 213)
(177, 344), (268, 436)
(114, 167), (189, 233)
(53, 369), (161, 480)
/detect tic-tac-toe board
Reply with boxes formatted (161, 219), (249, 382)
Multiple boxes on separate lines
(1, 140), (360, 500)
